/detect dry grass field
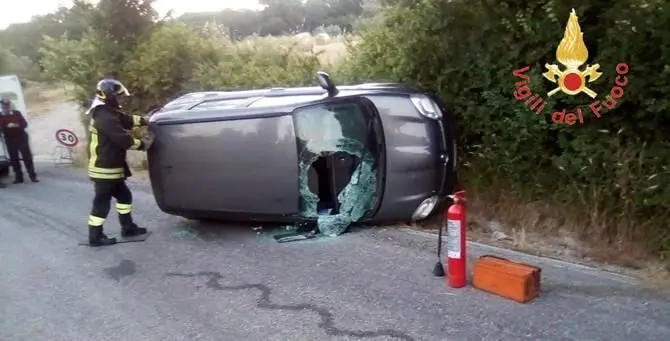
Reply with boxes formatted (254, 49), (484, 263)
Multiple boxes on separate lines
(24, 81), (72, 118)
(239, 33), (352, 65)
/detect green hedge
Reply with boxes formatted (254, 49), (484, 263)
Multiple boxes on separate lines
(341, 0), (670, 261)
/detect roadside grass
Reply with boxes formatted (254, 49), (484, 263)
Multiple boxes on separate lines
(472, 191), (670, 290)
(24, 81), (71, 118)
(413, 182), (670, 290)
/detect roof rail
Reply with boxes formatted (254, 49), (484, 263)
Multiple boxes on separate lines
(187, 96), (262, 110)
(185, 87), (331, 110)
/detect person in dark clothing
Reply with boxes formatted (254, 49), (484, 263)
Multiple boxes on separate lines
(0, 98), (38, 183)
(86, 78), (154, 246)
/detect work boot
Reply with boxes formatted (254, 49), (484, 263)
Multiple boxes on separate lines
(0, 182), (6, 188)
(13, 176), (23, 184)
(119, 212), (147, 237)
(121, 223), (148, 237)
(89, 226), (117, 246)
(30, 175), (39, 183)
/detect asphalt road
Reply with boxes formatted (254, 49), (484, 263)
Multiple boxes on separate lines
(1, 164), (669, 341)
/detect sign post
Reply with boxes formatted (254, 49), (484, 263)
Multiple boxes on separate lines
(53, 129), (79, 166)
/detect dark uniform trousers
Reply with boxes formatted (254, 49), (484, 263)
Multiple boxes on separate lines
(88, 180), (135, 228)
(6, 136), (36, 180)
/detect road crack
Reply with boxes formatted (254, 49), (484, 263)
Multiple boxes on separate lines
(166, 271), (415, 341)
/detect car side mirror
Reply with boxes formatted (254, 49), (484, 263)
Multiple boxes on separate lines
(317, 71), (339, 97)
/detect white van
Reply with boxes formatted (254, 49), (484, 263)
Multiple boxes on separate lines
(0, 74), (28, 178)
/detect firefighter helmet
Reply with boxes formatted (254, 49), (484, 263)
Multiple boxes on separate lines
(95, 78), (130, 107)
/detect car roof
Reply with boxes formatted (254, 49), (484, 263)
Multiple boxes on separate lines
(150, 83), (429, 124)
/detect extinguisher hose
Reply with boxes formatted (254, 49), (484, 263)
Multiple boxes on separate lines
(436, 222), (443, 259)
(432, 222), (446, 276)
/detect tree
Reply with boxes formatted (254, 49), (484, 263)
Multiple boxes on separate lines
(176, 0), (378, 37)
(40, 0), (159, 111)
(259, 0), (307, 34)
(0, 0), (97, 78)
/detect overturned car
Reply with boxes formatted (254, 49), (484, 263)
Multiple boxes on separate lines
(147, 73), (457, 236)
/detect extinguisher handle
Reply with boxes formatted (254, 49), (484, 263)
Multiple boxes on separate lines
(447, 191), (466, 203)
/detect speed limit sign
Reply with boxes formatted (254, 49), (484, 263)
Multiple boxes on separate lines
(55, 129), (79, 147)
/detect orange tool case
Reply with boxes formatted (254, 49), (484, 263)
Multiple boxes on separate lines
(472, 255), (541, 303)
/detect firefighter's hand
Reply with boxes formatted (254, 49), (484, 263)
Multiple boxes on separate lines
(140, 132), (155, 150)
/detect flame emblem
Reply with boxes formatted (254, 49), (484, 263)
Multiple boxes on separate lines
(542, 9), (602, 98)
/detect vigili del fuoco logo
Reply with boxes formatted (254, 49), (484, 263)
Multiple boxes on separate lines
(512, 9), (629, 126)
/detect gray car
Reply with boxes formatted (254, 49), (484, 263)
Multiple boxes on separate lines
(146, 73), (457, 235)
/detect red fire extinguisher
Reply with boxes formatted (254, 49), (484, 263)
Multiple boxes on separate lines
(446, 190), (467, 288)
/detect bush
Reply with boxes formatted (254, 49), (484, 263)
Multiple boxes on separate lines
(194, 32), (323, 90)
(341, 0), (670, 263)
(0, 48), (41, 80)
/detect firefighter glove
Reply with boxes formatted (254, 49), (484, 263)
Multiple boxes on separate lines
(140, 132), (155, 150)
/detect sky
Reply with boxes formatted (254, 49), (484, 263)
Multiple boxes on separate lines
(0, 0), (263, 29)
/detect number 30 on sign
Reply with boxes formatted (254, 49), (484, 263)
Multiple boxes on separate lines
(55, 129), (78, 147)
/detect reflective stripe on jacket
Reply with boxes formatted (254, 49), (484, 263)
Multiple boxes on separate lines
(87, 105), (146, 180)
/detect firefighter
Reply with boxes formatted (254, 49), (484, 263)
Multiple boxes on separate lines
(86, 78), (154, 246)
(0, 98), (38, 183)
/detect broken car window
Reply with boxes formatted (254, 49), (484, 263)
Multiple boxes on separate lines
(293, 100), (379, 236)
